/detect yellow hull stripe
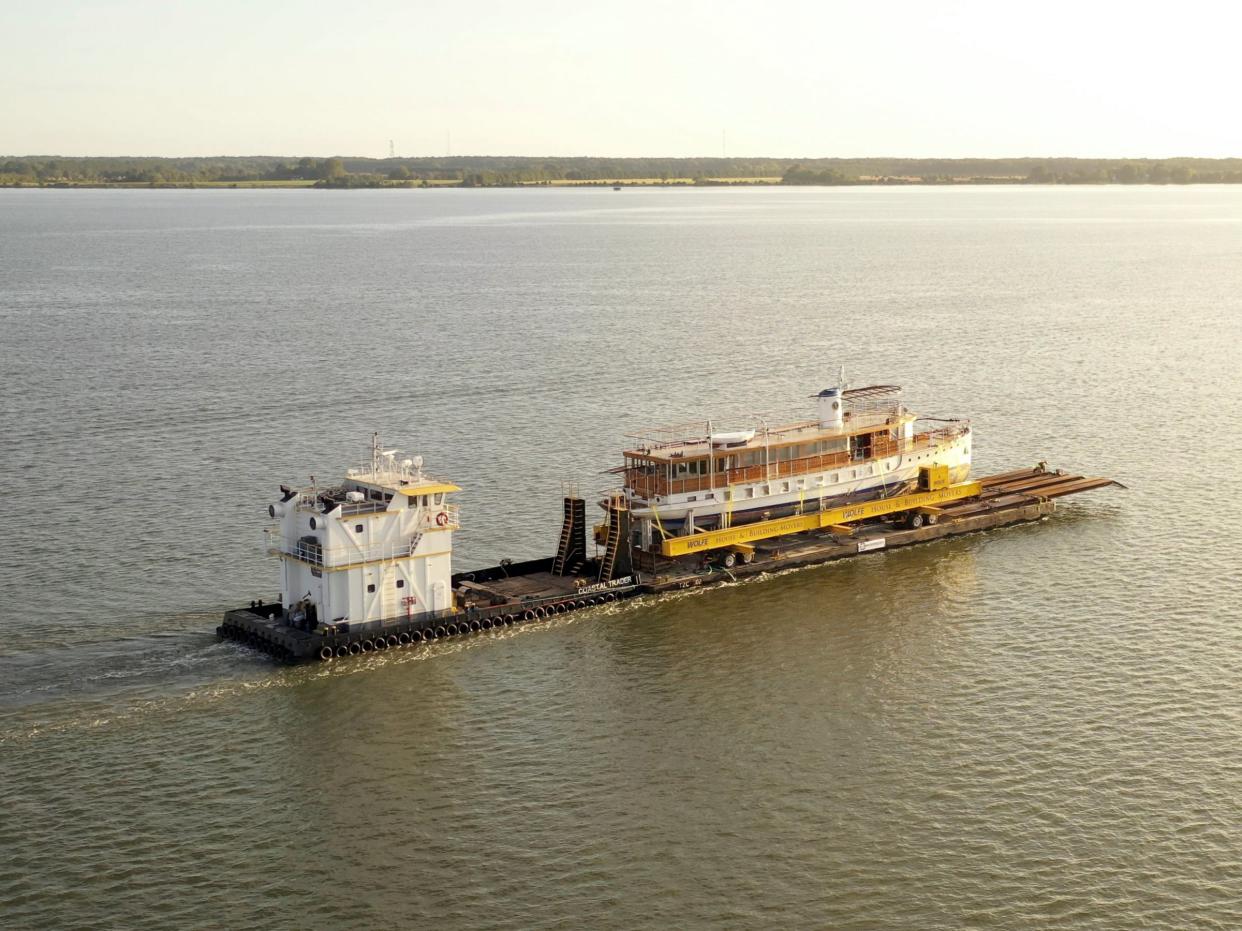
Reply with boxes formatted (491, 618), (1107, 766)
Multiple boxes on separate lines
(660, 481), (982, 557)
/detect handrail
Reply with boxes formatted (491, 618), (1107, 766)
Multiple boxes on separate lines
(266, 505), (460, 568)
(624, 427), (965, 499)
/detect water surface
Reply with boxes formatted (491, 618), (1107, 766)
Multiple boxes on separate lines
(1, 186), (1239, 929)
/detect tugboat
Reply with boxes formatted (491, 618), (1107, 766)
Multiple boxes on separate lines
(607, 380), (971, 549)
(265, 434), (462, 630)
(222, 434), (640, 660)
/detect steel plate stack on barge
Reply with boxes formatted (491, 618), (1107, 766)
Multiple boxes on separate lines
(220, 385), (1123, 663)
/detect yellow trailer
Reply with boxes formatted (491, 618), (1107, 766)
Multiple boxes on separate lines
(659, 478), (983, 558)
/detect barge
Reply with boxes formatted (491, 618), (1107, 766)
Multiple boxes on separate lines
(220, 393), (1123, 663)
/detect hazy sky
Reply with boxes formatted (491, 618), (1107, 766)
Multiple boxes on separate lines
(3, 0), (1239, 158)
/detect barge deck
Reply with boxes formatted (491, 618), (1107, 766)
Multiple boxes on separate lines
(218, 465), (1121, 663)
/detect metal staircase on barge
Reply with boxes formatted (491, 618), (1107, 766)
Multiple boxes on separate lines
(552, 491), (587, 576)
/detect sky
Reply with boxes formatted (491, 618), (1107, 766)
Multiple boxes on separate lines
(2, 0), (1240, 159)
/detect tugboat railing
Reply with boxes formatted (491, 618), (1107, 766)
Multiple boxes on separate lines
(265, 505), (460, 568)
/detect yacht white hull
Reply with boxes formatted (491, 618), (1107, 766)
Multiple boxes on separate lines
(630, 430), (971, 531)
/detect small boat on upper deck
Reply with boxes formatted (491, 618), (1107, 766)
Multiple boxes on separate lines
(607, 382), (972, 538)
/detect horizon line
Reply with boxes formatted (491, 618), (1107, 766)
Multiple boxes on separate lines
(7, 153), (1242, 162)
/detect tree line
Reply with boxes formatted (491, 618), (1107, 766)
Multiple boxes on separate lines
(3, 155), (1241, 187)
(781, 158), (1242, 185)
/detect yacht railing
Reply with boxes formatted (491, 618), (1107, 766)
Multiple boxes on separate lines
(625, 424), (966, 499)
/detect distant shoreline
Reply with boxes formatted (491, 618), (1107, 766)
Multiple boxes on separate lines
(5, 155), (1241, 188)
(5, 177), (1241, 191)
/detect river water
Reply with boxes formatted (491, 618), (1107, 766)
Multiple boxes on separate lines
(1, 186), (1239, 929)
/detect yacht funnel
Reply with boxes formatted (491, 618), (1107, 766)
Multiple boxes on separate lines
(816, 387), (844, 429)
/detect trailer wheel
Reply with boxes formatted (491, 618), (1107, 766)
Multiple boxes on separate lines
(926, 513), (939, 526)
(721, 552), (737, 569)
(908, 512), (925, 529)
(743, 550), (755, 565)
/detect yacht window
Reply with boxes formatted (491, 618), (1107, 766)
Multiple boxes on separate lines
(396, 579), (405, 588)
(367, 584), (376, 593)
(433, 493), (444, 505)
(355, 524), (364, 533)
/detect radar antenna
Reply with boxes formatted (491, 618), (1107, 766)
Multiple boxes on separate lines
(370, 432), (383, 473)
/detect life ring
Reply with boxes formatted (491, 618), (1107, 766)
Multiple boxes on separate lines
(435, 511), (449, 527)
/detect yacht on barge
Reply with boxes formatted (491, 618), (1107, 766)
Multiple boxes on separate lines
(611, 383), (971, 549)
(219, 385), (1122, 663)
